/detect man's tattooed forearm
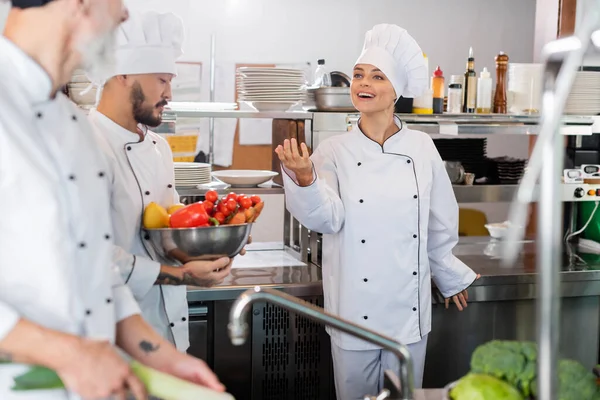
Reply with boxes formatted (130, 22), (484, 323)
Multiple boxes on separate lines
(155, 272), (183, 285)
(139, 340), (160, 354)
(155, 272), (198, 286)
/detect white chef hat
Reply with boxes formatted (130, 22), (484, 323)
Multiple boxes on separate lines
(355, 24), (428, 100)
(88, 10), (184, 84)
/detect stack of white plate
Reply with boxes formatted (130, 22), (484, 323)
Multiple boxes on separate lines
(507, 63), (543, 114)
(565, 71), (600, 115)
(237, 67), (307, 112)
(174, 162), (212, 188)
(67, 69), (97, 110)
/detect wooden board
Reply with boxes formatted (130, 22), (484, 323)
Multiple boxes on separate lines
(213, 63), (276, 172)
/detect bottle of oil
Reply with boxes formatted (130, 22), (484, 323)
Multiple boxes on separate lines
(463, 47), (477, 113)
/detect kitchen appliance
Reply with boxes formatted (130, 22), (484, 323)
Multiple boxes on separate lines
(564, 168), (584, 183)
(581, 164), (600, 178)
(566, 135), (600, 170)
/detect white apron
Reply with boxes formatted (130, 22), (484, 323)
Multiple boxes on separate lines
(0, 37), (139, 399)
(89, 110), (189, 351)
(282, 117), (477, 350)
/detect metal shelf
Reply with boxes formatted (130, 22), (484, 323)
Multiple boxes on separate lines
(177, 184), (284, 198)
(452, 185), (524, 203)
(166, 109), (313, 120)
(314, 112), (598, 135)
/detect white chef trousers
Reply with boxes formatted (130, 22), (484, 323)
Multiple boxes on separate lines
(331, 334), (428, 400)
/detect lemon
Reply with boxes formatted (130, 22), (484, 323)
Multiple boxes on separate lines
(167, 204), (185, 215)
(143, 202), (170, 229)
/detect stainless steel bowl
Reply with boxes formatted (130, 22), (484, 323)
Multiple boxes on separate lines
(443, 381), (457, 400)
(312, 87), (357, 112)
(144, 224), (252, 265)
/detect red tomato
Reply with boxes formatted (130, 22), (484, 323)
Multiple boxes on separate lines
(202, 201), (214, 214)
(225, 192), (237, 202)
(250, 195), (262, 205)
(236, 194), (246, 203)
(226, 198), (237, 212)
(214, 211), (226, 224)
(169, 203), (209, 228)
(240, 197), (253, 210)
(218, 201), (231, 217)
(205, 190), (218, 203)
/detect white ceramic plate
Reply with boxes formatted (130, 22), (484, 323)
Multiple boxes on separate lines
(244, 101), (299, 112)
(212, 170), (279, 187)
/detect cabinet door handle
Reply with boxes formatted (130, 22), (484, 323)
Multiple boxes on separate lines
(188, 305), (208, 316)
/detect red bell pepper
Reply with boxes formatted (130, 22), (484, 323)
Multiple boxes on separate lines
(169, 203), (210, 228)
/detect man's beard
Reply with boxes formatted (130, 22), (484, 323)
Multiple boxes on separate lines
(131, 82), (167, 128)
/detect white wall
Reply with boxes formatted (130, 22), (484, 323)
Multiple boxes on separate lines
(125, 0), (537, 227)
(125, 0), (536, 91)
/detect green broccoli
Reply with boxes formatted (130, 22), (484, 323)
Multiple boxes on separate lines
(470, 340), (537, 397)
(557, 359), (597, 400)
(450, 373), (524, 400)
(470, 340), (599, 400)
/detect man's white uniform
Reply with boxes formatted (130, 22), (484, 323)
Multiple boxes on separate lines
(88, 11), (190, 351)
(0, 35), (140, 399)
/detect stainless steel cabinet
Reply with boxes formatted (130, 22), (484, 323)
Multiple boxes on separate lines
(187, 304), (210, 363)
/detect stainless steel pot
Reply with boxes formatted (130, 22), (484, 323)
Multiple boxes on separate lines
(312, 87), (357, 112)
(444, 161), (465, 184)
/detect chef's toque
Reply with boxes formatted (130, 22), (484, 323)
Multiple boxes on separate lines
(88, 10), (184, 85)
(355, 24), (428, 100)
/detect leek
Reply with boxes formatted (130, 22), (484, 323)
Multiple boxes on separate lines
(8, 361), (234, 400)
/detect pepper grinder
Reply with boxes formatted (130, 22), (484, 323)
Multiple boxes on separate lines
(493, 52), (509, 114)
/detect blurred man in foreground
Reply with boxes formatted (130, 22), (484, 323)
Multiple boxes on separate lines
(0, 1), (224, 398)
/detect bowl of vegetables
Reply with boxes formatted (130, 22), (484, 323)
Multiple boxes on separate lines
(143, 190), (264, 264)
(445, 340), (600, 400)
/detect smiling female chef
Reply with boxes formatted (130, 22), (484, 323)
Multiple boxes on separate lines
(275, 24), (479, 399)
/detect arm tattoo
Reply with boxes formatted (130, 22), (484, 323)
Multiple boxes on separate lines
(155, 271), (199, 286)
(139, 340), (160, 354)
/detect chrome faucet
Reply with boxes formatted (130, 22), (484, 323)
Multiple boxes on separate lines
(228, 286), (414, 400)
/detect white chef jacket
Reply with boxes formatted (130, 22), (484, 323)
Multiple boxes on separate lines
(282, 117), (477, 351)
(88, 109), (189, 352)
(0, 37), (140, 399)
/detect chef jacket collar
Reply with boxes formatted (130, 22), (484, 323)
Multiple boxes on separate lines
(355, 115), (404, 151)
(0, 36), (52, 105)
(89, 108), (148, 144)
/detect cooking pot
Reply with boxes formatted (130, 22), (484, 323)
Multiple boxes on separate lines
(444, 161), (465, 184)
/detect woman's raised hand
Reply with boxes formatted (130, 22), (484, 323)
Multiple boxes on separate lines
(274, 138), (314, 186)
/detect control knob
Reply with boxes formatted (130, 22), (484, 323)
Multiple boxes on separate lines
(574, 187), (585, 198)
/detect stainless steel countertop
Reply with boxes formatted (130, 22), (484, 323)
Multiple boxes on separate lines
(415, 389), (445, 400)
(187, 237), (600, 302)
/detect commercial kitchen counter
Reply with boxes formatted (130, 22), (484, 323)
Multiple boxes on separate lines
(185, 238), (600, 399)
(187, 237), (600, 302)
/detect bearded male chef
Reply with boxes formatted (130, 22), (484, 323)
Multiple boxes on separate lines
(88, 10), (232, 352)
(276, 24), (479, 399)
(0, 1), (225, 399)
